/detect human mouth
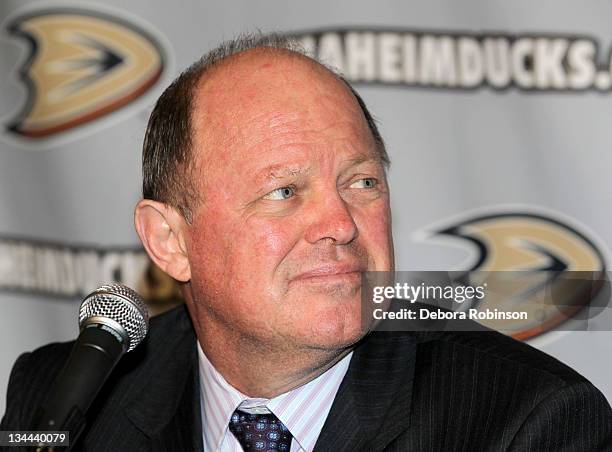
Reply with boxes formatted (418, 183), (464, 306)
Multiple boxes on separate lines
(292, 263), (365, 285)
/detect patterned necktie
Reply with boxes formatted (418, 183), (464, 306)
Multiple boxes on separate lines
(228, 409), (293, 451)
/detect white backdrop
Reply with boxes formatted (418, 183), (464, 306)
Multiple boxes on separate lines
(1, 0), (611, 413)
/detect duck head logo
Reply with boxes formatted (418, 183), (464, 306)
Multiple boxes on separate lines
(423, 210), (608, 340)
(5, 7), (168, 139)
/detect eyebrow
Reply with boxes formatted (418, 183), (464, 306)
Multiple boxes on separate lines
(253, 164), (311, 183)
(341, 154), (380, 167)
(252, 154), (380, 184)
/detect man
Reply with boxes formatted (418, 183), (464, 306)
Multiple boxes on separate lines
(2, 33), (612, 451)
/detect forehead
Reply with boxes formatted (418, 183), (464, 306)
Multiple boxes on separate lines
(189, 50), (374, 169)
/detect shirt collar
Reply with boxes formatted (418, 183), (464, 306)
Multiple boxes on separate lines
(197, 342), (353, 452)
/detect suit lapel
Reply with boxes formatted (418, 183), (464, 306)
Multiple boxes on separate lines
(314, 332), (416, 452)
(124, 305), (203, 452)
(152, 358), (203, 452)
(121, 307), (416, 452)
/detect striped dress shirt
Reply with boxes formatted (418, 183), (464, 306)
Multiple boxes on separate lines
(197, 342), (353, 452)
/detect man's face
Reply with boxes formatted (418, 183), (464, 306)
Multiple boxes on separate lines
(184, 52), (393, 353)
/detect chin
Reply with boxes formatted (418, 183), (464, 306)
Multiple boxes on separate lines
(279, 288), (367, 350)
(302, 308), (367, 351)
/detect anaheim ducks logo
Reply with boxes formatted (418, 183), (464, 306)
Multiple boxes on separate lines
(6, 7), (166, 138)
(427, 211), (607, 340)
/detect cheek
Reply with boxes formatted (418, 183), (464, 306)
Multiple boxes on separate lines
(354, 203), (393, 268)
(188, 210), (302, 293)
(187, 216), (227, 284)
(245, 215), (301, 268)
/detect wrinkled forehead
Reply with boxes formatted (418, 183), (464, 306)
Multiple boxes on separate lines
(189, 49), (371, 164)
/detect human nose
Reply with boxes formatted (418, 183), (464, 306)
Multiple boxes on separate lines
(303, 191), (359, 245)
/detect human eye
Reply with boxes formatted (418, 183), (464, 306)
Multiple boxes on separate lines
(349, 177), (378, 189)
(263, 186), (295, 200)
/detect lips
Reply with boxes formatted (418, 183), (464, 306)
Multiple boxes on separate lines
(292, 263), (365, 283)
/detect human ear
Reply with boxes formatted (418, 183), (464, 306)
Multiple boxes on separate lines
(134, 199), (191, 282)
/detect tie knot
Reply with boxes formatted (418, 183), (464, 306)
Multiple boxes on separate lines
(229, 409), (292, 451)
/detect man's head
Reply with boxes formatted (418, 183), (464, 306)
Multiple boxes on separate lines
(141, 34), (388, 223)
(135, 34), (394, 367)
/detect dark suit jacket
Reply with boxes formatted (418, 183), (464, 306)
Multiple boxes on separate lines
(2, 304), (611, 451)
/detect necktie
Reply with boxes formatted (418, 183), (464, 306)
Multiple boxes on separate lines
(228, 409), (293, 451)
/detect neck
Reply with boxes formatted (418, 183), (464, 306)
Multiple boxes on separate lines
(200, 325), (351, 398)
(186, 300), (351, 398)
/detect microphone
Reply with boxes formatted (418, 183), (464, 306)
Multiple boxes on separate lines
(32, 284), (149, 450)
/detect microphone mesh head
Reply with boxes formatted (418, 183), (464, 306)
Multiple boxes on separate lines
(79, 284), (149, 352)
